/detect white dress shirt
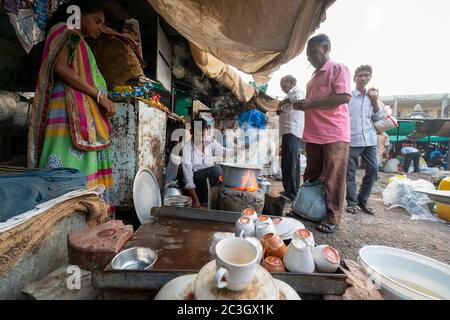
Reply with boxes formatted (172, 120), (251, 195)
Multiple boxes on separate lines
(349, 89), (386, 147)
(182, 138), (225, 190)
(279, 86), (305, 138)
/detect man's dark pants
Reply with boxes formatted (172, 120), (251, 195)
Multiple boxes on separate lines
(346, 146), (379, 207)
(281, 133), (301, 199)
(193, 165), (222, 204)
(404, 152), (421, 173)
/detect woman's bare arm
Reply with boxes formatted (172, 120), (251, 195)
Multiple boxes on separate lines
(54, 47), (116, 116)
(54, 47), (98, 98)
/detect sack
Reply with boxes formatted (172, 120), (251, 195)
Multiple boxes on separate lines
(374, 114), (398, 132)
(384, 159), (400, 173)
(374, 103), (398, 131)
(291, 180), (327, 222)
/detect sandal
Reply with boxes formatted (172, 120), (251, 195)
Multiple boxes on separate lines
(316, 223), (338, 234)
(346, 206), (358, 215)
(357, 203), (375, 215)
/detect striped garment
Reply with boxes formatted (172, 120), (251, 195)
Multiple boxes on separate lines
(32, 23), (114, 214)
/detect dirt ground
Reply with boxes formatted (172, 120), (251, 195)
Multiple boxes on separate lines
(270, 171), (450, 265)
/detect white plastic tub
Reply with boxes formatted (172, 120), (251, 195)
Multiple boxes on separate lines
(358, 246), (450, 300)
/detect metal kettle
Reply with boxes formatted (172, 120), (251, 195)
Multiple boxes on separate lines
(257, 177), (271, 195)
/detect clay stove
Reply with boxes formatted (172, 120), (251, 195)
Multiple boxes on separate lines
(218, 165), (265, 213)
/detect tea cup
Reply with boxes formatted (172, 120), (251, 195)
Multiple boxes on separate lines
(235, 216), (255, 238)
(256, 215), (273, 227)
(244, 236), (264, 263)
(292, 229), (315, 248)
(241, 208), (258, 222)
(260, 233), (288, 259)
(262, 256), (286, 273)
(283, 239), (315, 274)
(255, 222), (277, 240)
(312, 245), (340, 273)
(214, 237), (258, 291)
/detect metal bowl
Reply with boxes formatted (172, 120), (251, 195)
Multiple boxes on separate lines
(164, 195), (193, 207)
(163, 187), (183, 198)
(111, 247), (158, 271)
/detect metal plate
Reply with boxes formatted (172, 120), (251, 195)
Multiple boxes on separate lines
(416, 189), (450, 205)
(133, 168), (162, 223)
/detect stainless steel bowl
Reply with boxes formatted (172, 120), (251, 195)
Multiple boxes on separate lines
(163, 187), (183, 198)
(111, 247), (158, 270)
(164, 195), (193, 207)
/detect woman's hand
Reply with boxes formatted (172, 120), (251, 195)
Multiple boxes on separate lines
(98, 93), (116, 117)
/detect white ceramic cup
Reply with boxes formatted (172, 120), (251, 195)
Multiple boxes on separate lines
(255, 215), (274, 227)
(244, 236), (264, 264)
(235, 216), (256, 238)
(241, 208), (258, 222)
(283, 239), (315, 274)
(255, 222), (277, 240)
(292, 229), (315, 248)
(312, 245), (340, 273)
(214, 237), (259, 291)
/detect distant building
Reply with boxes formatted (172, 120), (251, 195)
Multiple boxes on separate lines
(381, 93), (449, 119)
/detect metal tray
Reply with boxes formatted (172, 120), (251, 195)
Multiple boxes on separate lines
(92, 206), (347, 296)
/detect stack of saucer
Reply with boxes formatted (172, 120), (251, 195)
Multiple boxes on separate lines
(272, 217), (305, 241)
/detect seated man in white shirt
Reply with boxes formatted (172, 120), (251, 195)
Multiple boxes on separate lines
(182, 118), (224, 208)
(277, 75), (305, 201)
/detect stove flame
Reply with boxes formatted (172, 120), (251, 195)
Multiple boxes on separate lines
(219, 170), (259, 192)
(229, 170), (258, 192)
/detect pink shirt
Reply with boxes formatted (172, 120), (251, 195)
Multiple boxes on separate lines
(303, 60), (352, 144)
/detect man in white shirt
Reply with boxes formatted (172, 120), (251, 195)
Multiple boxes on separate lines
(277, 75), (305, 201)
(401, 143), (421, 173)
(182, 118), (224, 208)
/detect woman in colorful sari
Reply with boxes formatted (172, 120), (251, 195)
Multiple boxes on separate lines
(29, 1), (116, 214)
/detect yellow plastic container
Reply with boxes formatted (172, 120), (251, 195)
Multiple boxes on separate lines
(436, 177), (450, 222)
(388, 175), (409, 185)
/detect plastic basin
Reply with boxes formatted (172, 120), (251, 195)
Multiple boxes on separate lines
(358, 246), (450, 300)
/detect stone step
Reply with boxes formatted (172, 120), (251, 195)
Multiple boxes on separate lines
(22, 265), (98, 300)
(68, 220), (133, 270)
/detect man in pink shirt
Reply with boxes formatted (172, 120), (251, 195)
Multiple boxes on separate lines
(294, 34), (352, 234)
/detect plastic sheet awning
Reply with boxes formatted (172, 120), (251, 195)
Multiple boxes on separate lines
(148, 0), (335, 108)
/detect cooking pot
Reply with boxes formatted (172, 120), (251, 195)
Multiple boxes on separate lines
(218, 163), (262, 189)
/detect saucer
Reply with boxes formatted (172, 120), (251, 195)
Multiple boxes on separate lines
(194, 260), (279, 300)
(154, 274), (197, 300)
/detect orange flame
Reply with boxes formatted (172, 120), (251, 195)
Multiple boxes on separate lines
(233, 170), (258, 192)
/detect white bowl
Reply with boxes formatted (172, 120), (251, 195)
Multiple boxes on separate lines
(358, 246), (450, 300)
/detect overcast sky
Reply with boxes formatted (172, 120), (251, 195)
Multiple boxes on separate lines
(238, 0), (450, 98)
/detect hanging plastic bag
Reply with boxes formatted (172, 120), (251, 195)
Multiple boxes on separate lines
(382, 179), (448, 223)
(8, 9), (45, 54)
